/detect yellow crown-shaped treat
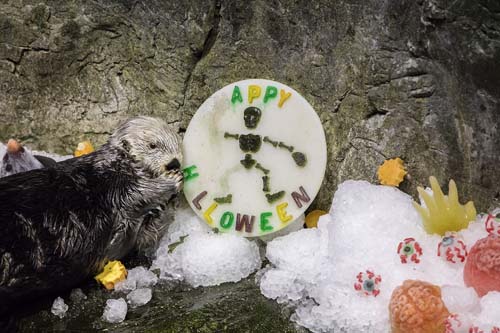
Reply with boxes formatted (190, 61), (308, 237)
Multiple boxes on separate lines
(413, 176), (477, 235)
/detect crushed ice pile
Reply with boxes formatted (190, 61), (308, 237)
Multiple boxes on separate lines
(259, 180), (500, 332)
(99, 264), (158, 322)
(151, 207), (262, 287)
(99, 206), (262, 322)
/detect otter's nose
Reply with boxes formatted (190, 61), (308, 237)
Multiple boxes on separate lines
(165, 158), (180, 171)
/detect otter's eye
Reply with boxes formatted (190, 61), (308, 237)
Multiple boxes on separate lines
(149, 143), (157, 149)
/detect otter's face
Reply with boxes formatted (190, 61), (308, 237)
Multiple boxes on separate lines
(111, 117), (183, 182)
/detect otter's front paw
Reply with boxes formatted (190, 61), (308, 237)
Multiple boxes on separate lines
(166, 169), (183, 192)
(157, 170), (183, 197)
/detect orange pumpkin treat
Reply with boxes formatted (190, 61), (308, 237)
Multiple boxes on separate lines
(389, 280), (450, 333)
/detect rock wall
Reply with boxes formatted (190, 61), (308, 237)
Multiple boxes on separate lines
(1, 0), (499, 211)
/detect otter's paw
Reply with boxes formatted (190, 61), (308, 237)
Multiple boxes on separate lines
(155, 170), (183, 197)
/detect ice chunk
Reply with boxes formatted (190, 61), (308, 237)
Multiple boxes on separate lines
(102, 298), (127, 323)
(51, 297), (68, 319)
(69, 288), (88, 302)
(153, 232), (261, 287)
(260, 269), (304, 302)
(126, 288), (152, 308)
(115, 266), (158, 292)
(114, 277), (136, 293)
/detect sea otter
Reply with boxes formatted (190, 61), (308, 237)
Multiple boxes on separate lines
(0, 116), (183, 312)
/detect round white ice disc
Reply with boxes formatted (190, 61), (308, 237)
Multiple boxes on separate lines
(182, 79), (327, 237)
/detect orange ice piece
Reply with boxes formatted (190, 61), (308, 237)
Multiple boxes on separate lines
(74, 141), (94, 157)
(7, 139), (23, 153)
(305, 210), (328, 228)
(377, 158), (407, 187)
(389, 280), (450, 333)
(464, 235), (500, 297)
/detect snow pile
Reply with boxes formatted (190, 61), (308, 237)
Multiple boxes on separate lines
(151, 207), (262, 287)
(102, 298), (128, 323)
(51, 297), (69, 319)
(259, 180), (498, 332)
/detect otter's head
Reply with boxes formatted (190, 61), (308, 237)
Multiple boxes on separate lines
(110, 116), (183, 181)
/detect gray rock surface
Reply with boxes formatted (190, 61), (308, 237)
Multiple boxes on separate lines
(1, 0), (499, 211)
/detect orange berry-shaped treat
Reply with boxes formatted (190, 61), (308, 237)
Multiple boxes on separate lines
(389, 280), (450, 333)
(464, 235), (500, 296)
(377, 158), (407, 187)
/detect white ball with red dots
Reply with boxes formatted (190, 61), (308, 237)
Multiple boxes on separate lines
(182, 79), (327, 237)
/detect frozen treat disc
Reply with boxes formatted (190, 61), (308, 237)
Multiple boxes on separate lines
(182, 79), (327, 237)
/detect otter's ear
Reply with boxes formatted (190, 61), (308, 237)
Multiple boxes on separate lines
(121, 139), (131, 152)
